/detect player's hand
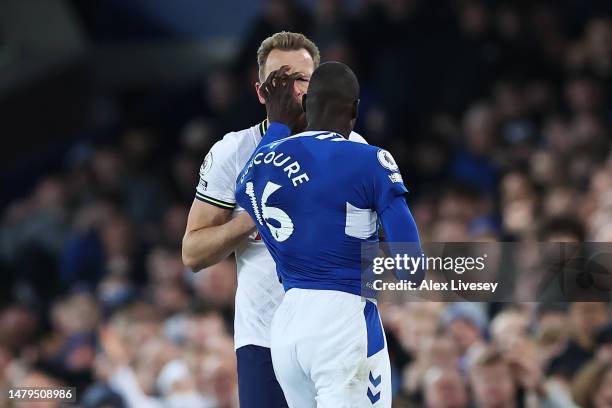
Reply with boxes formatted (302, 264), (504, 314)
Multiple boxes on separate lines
(261, 65), (305, 133)
(237, 211), (256, 234)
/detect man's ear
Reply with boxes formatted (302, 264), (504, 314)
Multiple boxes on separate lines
(255, 82), (265, 105)
(352, 99), (359, 120)
(302, 94), (308, 114)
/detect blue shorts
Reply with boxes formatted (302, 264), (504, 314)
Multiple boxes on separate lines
(236, 345), (288, 408)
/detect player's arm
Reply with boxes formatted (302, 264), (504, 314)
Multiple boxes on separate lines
(379, 195), (424, 283)
(183, 124), (295, 272)
(182, 201), (255, 271)
(183, 66), (306, 271)
(182, 137), (256, 271)
(369, 148), (424, 282)
(379, 196), (420, 243)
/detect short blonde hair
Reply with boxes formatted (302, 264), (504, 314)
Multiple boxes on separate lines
(256, 31), (320, 81)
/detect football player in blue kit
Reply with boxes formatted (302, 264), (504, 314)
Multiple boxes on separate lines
(235, 63), (423, 407)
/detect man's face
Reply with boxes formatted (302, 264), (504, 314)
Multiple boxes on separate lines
(256, 48), (314, 105)
(427, 336), (460, 368)
(425, 369), (469, 408)
(448, 319), (481, 353)
(569, 302), (608, 337)
(470, 363), (516, 408)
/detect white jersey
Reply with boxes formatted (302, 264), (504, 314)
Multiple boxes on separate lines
(195, 120), (367, 350)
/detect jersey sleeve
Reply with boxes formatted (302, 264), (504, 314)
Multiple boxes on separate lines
(367, 148), (408, 214)
(195, 134), (237, 210)
(380, 195), (424, 283)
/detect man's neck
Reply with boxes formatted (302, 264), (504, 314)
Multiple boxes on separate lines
(306, 119), (350, 139)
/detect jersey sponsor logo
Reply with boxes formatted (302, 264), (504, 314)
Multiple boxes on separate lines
(198, 179), (208, 191)
(388, 173), (403, 183)
(201, 151), (213, 177)
(377, 149), (399, 172)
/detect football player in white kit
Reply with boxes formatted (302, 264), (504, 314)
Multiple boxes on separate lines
(182, 32), (366, 408)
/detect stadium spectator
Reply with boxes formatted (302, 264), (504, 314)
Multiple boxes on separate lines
(423, 367), (469, 408)
(572, 361), (612, 408)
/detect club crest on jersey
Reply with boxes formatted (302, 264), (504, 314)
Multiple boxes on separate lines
(388, 173), (403, 183)
(377, 149), (398, 172)
(201, 151), (213, 177)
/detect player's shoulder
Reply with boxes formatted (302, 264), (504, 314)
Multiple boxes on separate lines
(199, 122), (263, 182)
(336, 135), (378, 155)
(292, 130), (366, 146)
(293, 130), (377, 159)
(205, 122), (265, 172)
(339, 141), (400, 174)
(212, 123), (260, 154)
(298, 131), (391, 169)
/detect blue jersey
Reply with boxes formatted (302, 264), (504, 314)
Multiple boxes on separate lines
(235, 126), (409, 296)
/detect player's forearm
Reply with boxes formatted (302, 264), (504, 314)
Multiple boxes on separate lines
(380, 196), (424, 283)
(182, 213), (255, 271)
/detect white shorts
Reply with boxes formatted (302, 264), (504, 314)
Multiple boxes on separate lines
(270, 289), (391, 408)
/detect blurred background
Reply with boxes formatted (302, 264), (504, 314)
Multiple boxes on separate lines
(1, 0), (612, 407)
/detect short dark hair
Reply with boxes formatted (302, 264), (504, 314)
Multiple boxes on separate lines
(538, 216), (585, 241)
(305, 62), (359, 117)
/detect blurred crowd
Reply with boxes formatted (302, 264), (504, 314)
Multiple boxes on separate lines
(2, 0), (612, 407)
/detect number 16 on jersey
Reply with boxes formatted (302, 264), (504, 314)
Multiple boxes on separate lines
(245, 181), (294, 242)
